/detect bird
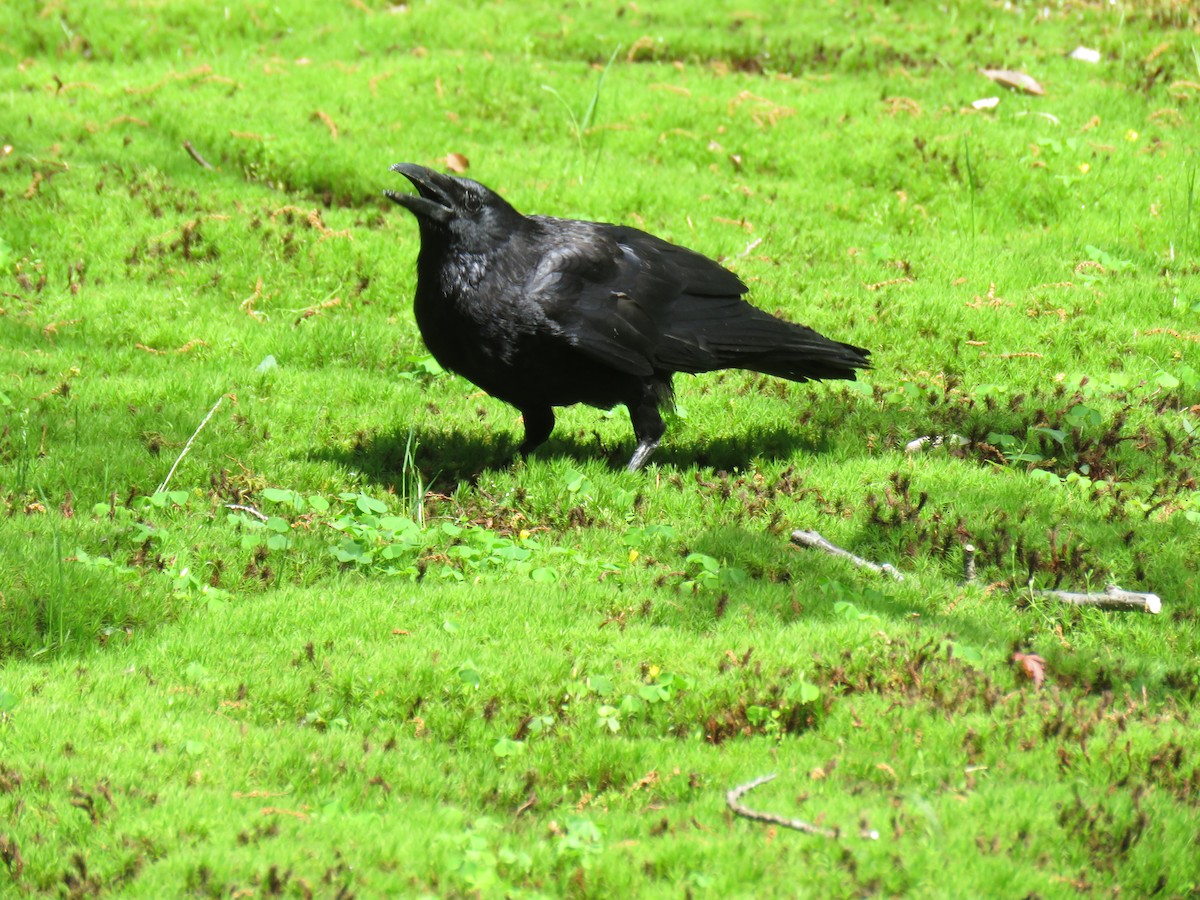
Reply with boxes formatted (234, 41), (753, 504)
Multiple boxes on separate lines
(384, 163), (870, 472)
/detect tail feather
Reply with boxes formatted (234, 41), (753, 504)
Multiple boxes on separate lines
(655, 297), (869, 382)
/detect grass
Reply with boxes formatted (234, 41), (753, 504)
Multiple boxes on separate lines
(2, 0), (1200, 895)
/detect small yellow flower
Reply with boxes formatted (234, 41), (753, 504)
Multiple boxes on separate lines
(628, 548), (639, 564)
(1125, 129), (1139, 142)
(519, 529), (531, 541)
(1078, 162), (1090, 174)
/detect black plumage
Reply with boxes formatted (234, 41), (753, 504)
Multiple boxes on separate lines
(385, 163), (870, 471)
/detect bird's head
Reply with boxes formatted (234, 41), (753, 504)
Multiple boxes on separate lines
(385, 163), (524, 252)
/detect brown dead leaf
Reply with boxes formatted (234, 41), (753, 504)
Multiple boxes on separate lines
(232, 789), (287, 799)
(444, 152), (469, 174)
(627, 36), (657, 62)
(865, 277), (914, 291)
(882, 96), (922, 117)
(294, 296), (342, 326)
(1149, 108), (1183, 126)
(1145, 41), (1172, 65)
(980, 69), (1045, 96)
(711, 216), (753, 232)
(1011, 652), (1046, 688)
(631, 770), (660, 792)
(260, 806), (310, 820)
(310, 110), (338, 140)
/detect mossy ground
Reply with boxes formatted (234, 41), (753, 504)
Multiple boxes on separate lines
(2, 1), (1199, 896)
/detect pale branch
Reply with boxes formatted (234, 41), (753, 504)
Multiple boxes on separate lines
(735, 237), (763, 259)
(182, 139), (214, 170)
(904, 433), (968, 454)
(790, 530), (904, 581)
(787, 533), (1164, 613)
(961, 543), (977, 584)
(726, 774), (880, 841)
(225, 503), (268, 522)
(156, 395), (224, 494)
(1037, 584), (1161, 615)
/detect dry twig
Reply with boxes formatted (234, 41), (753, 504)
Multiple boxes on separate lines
(182, 140), (213, 169)
(962, 543), (977, 584)
(727, 774), (879, 840)
(1037, 584), (1161, 615)
(311, 109), (339, 139)
(156, 395), (225, 494)
(790, 530), (904, 581)
(225, 503), (267, 522)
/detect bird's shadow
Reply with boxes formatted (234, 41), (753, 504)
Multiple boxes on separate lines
(309, 422), (830, 490)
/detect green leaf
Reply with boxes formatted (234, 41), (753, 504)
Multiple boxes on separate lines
(796, 681), (820, 704)
(0, 689), (18, 713)
(950, 642), (985, 668)
(457, 660), (482, 688)
(638, 682), (671, 703)
(356, 495), (389, 514)
(492, 737), (525, 758)
(1065, 405), (1102, 429)
(618, 694), (645, 715)
(586, 674), (614, 696)
(1032, 427), (1067, 445)
(377, 515), (417, 534)
(834, 600), (861, 620)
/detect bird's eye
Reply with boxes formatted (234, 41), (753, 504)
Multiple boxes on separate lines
(464, 193), (482, 213)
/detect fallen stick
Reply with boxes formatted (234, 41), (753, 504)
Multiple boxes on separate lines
(962, 543), (977, 584)
(1037, 584), (1161, 615)
(225, 503), (268, 522)
(156, 395), (224, 494)
(182, 139), (214, 169)
(726, 774), (879, 840)
(790, 530), (904, 581)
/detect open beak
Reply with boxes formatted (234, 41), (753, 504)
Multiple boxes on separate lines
(385, 163), (455, 225)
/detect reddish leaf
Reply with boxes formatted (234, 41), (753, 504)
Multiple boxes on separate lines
(444, 152), (469, 174)
(1011, 652), (1046, 688)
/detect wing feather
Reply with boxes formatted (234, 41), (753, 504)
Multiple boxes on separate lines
(523, 217), (868, 382)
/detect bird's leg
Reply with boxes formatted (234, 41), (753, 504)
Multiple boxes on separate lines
(516, 405), (555, 459)
(625, 391), (667, 472)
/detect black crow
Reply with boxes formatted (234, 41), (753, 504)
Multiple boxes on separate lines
(385, 163), (869, 471)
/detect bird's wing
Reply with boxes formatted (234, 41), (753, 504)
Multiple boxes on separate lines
(524, 220), (749, 377)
